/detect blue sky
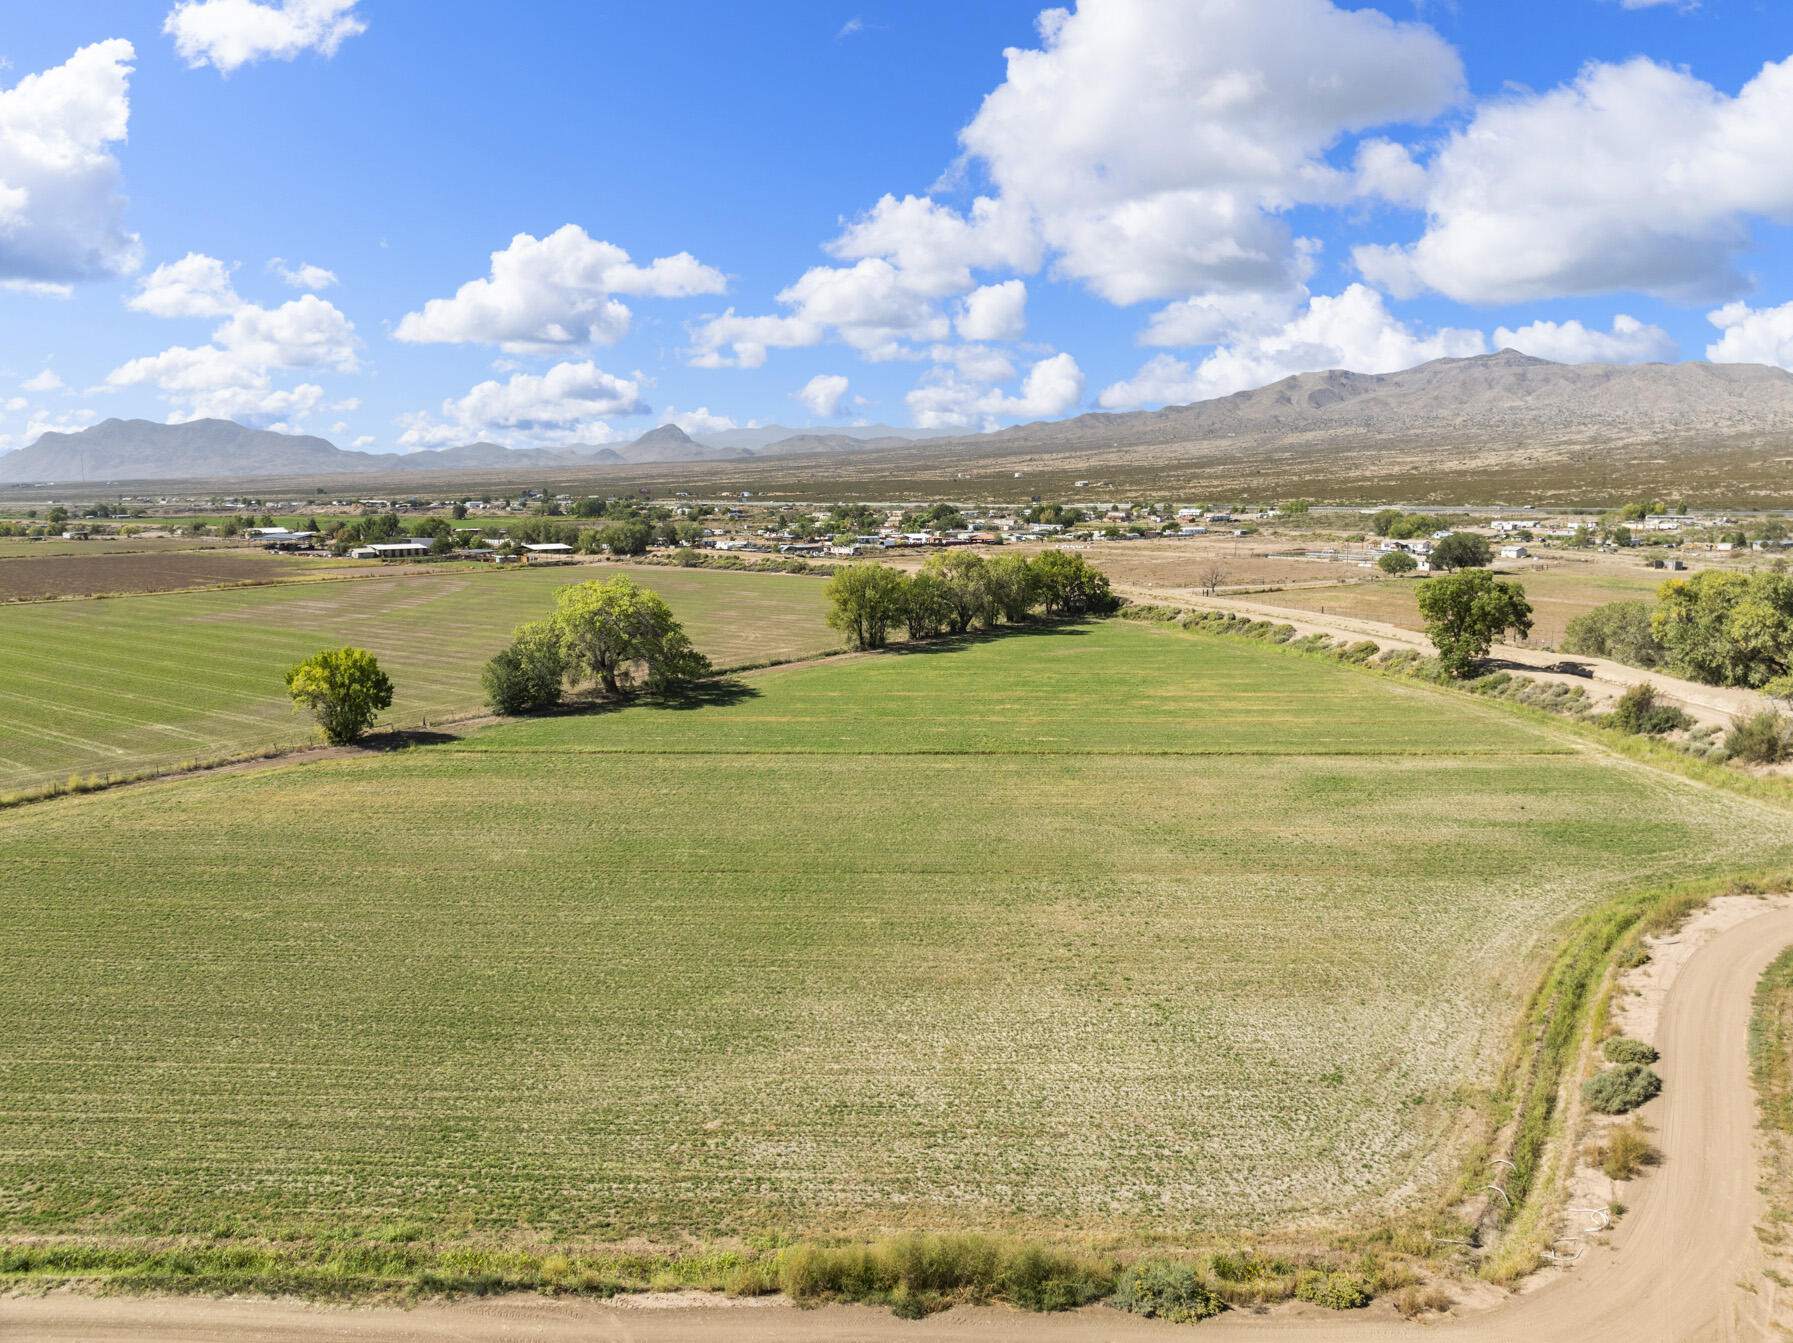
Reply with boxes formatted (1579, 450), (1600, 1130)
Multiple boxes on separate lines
(3, 0), (1793, 456)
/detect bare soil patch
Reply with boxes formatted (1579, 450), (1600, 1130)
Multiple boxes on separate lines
(0, 550), (347, 601)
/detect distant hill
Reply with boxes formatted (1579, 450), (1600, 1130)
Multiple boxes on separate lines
(0, 419), (371, 484)
(9, 353), (1793, 486)
(961, 350), (1793, 451)
(695, 423), (961, 451)
(610, 424), (742, 464)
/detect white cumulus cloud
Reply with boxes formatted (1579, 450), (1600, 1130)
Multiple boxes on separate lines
(1356, 55), (1793, 305)
(1707, 301), (1793, 369)
(107, 293), (358, 424)
(269, 257), (337, 290)
(955, 280), (1027, 342)
(396, 225), (726, 354)
(164, 0), (366, 73)
(0, 40), (142, 287)
(1493, 315), (1678, 365)
(22, 369), (64, 392)
(397, 361), (647, 449)
(795, 374), (850, 419)
(907, 352), (1084, 429)
(126, 252), (241, 317)
(659, 405), (736, 435)
(1098, 284), (1485, 409)
(956, 0), (1463, 305)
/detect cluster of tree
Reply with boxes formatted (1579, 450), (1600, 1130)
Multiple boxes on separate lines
(323, 511), (408, 553)
(482, 576), (711, 714)
(898, 503), (969, 533)
(1415, 570), (1534, 677)
(822, 502), (881, 533)
(1561, 571), (1793, 695)
(1370, 509), (1454, 540)
(824, 551), (1117, 650)
(501, 516), (703, 555)
(1652, 570), (1793, 693)
(1023, 503), (1086, 528)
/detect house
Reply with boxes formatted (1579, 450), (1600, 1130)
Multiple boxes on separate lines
(1499, 544), (1530, 559)
(521, 542), (574, 554)
(349, 540), (431, 560)
(261, 531), (319, 551)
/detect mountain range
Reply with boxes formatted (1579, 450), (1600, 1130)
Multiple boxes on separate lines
(4, 351), (1793, 484)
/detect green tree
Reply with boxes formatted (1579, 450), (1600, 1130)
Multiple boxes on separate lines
(46, 506), (68, 528)
(1428, 532), (1493, 571)
(1377, 549), (1418, 575)
(481, 620), (566, 715)
(284, 647), (395, 744)
(1029, 550), (1118, 615)
(451, 501), (469, 520)
(1416, 570), (1534, 677)
(599, 519), (653, 555)
(987, 553), (1036, 622)
(902, 572), (954, 639)
(553, 576), (710, 694)
(824, 563), (909, 650)
(922, 550), (997, 633)
(1652, 569), (1793, 688)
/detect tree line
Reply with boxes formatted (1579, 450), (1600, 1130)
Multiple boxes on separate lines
(824, 551), (1117, 650)
(1564, 568), (1793, 697)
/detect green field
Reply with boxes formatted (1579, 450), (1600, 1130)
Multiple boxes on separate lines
(3, 619), (1785, 1248)
(0, 565), (834, 792)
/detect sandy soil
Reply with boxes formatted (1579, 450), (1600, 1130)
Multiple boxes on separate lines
(11, 904), (1793, 1341)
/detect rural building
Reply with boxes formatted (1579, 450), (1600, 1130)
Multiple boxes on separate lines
(1499, 544), (1530, 559)
(348, 540), (431, 560)
(520, 542), (574, 554)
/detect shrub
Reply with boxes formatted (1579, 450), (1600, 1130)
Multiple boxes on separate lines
(1726, 710), (1790, 764)
(1600, 1119), (1653, 1180)
(1582, 1064), (1662, 1114)
(1602, 1036), (1658, 1065)
(1606, 683), (1692, 736)
(1562, 601), (1667, 668)
(1294, 1270), (1370, 1309)
(1110, 1261), (1225, 1323)
(1393, 1285), (1453, 1318)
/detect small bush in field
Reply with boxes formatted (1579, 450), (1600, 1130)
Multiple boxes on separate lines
(1111, 1261), (1225, 1323)
(1294, 1270), (1370, 1309)
(1602, 1036), (1658, 1065)
(1600, 1119), (1653, 1180)
(1727, 710), (1790, 764)
(1582, 1064), (1661, 1114)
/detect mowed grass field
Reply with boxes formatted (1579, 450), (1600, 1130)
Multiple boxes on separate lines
(0, 565), (834, 792)
(3, 620), (1787, 1246)
(1252, 564), (1672, 646)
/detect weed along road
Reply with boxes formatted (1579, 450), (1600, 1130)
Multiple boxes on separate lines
(10, 906), (1793, 1342)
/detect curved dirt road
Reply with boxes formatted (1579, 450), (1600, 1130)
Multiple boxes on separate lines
(9, 908), (1792, 1342)
(1111, 580), (1772, 734)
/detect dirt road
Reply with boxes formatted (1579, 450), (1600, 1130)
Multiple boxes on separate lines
(1114, 581), (1772, 734)
(9, 906), (1790, 1342)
